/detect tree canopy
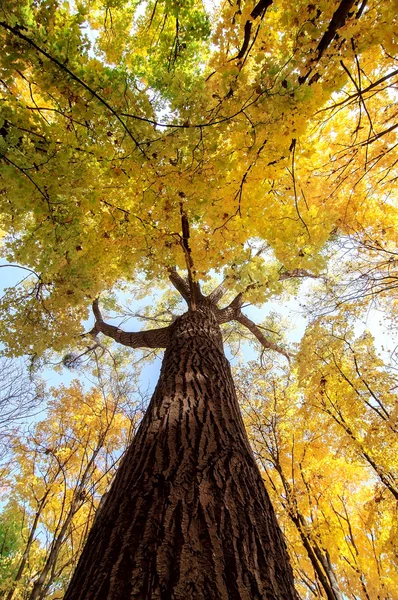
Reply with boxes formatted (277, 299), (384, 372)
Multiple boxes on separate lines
(0, 1), (398, 598)
(0, 0), (397, 355)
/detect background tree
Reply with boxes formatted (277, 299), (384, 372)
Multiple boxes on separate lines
(0, 503), (28, 592)
(299, 316), (398, 501)
(239, 352), (397, 600)
(0, 380), (136, 600)
(0, 356), (43, 463)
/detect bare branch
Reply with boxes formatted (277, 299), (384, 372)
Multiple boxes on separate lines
(168, 267), (191, 302)
(91, 299), (169, 349)
(288, 139), (310, 240)
(236, 312), (290, 361)
(208, 281), (229, 305)
(316, 69), (398, 115)
(0, 263), (40, 278)
(179, 206), (202, 310)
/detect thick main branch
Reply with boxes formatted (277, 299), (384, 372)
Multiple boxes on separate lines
(179, 209), (202, 310)
(92, 300), (169, 349)
(298, 0), (358, 84)
(169, 268), (191, 303)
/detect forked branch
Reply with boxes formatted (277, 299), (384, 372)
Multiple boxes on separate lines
(212, 267), (318, 315)
(91, 299), (170, 348)
(215, 297), (290, 360)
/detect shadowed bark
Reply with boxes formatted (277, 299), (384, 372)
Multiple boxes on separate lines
(65, 304), (298, 600)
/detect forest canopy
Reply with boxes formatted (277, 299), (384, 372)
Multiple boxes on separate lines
(0, 0), (397, 598)
(0, 0), (397, 355)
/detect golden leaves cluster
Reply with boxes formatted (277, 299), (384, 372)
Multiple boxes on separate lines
(0, 0), (397, 357)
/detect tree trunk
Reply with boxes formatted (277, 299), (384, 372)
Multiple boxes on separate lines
(65, 307), (298, 600)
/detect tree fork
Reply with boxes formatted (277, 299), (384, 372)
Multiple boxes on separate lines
(65, 303), (298, 600)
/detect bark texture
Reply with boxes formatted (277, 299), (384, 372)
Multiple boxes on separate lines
(65, 305), (298, 600)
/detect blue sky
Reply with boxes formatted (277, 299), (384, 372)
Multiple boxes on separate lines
(1, 258), (394, 397)
(0, 259), (304, 379)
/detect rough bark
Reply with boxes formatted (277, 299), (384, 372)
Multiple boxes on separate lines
(92, 299), (170, 348)
(65, 305), (298, 600)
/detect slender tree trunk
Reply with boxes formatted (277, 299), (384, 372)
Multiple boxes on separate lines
(65, 307), (298, 600)
(28, 500), (78, 600)
(5, 491), (51, 600)
(271, 464), (343, 600)
(28, 434), (107, 600)
(291, 513), (343, 600)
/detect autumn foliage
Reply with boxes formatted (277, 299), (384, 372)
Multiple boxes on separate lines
(0, 0), (397, 598)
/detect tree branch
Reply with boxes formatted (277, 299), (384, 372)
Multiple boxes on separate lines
(179, 206), (202, 310)
(0, 21), (146, 157)
(208, 281), (229, 305)
(0, 263), (40, 278)
(235, 0), (273, 60)
(213, 266), (319, 324)
(278, 268), (319, 280)
(168, 267), (191, 303)
(216, 292), (245, 324)
(315, 0), (357, 61)
(91, 299), (169, 349)
(209, 260), (317, 307)
(235, 312), (290, 361)
(298, 0), (357, 84)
